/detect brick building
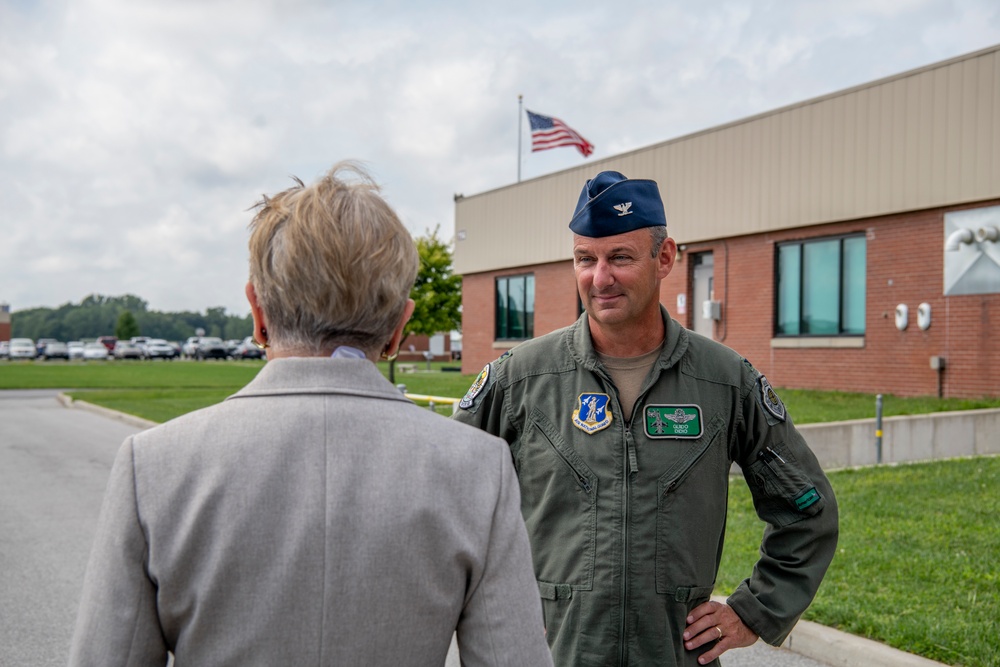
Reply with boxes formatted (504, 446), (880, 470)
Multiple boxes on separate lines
(0, 303), (11, 342)
(454, 45), (1000, 398)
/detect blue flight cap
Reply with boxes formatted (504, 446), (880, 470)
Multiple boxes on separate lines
(569, 170), (667, 237)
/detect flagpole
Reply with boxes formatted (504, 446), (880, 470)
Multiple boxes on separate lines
(517, 94), (523, 183)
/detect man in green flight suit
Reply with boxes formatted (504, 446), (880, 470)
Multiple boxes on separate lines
(454, 170), (839, 666)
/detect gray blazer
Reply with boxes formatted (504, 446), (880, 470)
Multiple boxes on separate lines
(69, 357), (552, 667)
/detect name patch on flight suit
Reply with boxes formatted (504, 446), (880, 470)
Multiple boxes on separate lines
(644, 405), (703, 439)
(572, 393), (613, 434)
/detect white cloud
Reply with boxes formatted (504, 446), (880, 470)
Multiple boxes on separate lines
(1, 0), (998, 316)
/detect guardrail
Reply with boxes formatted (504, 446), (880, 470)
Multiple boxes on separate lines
(404, 392), (461, 414)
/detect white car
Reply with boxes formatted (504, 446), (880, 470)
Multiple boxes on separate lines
(82, 342), (110, 360)
(67, 341), (85, 360)
(8, 338), (37, 359)
(145, 339), (178, 359)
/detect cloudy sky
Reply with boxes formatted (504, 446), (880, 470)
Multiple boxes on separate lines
(2, 0), (998, 316)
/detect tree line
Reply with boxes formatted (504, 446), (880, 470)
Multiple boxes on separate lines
(10, 228), (463, 348)
(10, 294), (253, 343)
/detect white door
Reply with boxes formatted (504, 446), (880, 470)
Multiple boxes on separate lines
(692, 252), (714, 338)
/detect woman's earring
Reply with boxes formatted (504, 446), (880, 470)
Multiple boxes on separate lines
(252, 327), (269, 350)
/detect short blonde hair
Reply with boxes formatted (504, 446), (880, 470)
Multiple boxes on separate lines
(248, 161), (418, 356)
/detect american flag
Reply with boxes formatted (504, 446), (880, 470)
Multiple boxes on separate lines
(526, 110), (594, 157)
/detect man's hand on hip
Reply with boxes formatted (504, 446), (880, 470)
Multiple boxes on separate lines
(682, 600), (759, 665)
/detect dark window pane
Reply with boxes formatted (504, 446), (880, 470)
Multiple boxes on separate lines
(525, 275), (535, 338)
(495, 274), (535, 340)
(495, 277), (508, 339)
(508, 277), (525, 338)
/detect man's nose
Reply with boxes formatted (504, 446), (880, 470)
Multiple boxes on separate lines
(593, 260), (615, 289)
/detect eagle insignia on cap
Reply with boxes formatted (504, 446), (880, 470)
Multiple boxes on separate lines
(613, 202), (633, 217)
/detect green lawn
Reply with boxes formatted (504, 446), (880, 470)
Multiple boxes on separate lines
(717, 457), (999, 667)
(3, 359), (999, 665)
(4, 359), (999, 423)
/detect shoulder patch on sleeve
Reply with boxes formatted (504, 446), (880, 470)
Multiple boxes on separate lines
(757, 375), (786, 422)
(459, 363), (494, 410)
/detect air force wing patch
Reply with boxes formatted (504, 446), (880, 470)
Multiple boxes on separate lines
(572, 393), (613, 434)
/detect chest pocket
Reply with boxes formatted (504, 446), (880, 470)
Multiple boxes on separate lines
(654, 413), (729, 594)
(514, 407), (598, 590)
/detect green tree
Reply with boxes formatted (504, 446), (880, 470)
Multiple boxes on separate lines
(115, 310), (141, 340)
(389, 227), (462, 384)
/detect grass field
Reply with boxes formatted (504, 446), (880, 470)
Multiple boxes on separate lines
(3, 359), (999, 423)
(718, 457), (999, 667)
(3, 359), (998, 665)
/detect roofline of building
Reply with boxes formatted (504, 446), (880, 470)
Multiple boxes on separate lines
(455, 42), (1000, 205)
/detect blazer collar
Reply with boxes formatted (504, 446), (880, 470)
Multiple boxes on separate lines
(225, 357), (413, 405)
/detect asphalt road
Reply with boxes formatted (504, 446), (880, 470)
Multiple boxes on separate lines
(0, 389), (830, 667)
(0, 389), (143, 667)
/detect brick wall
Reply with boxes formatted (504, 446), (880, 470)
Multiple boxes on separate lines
(461, 200), (1000, 398)
(461, 261), (576, 372)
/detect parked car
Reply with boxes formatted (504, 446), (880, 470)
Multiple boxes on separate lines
(36, 338), (57, 356)
(144, 338), (178, 360)
(181, 336), (201, 359)
(232, 336), (264, 360)
(224, 339), (243, 357)
(67, 341), (85, 360)
(9, 338), (37, 359)
(195, 336), (228, 360)
(42, 341), (70, 360)
(113, 341), (143, 360)
(82, 342), (110, 360)
(0, 341), (9, 359)
(97, 336), (118, 355)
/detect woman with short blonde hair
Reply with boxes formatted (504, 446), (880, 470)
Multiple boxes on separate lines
(70, 162), (552, 667)
(247, 161), (418, 359)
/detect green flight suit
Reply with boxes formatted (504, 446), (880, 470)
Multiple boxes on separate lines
(454, 308), (839, 667)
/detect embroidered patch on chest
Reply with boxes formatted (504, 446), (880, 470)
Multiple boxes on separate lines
(644, 404), (703, 439)
(572, 393), (613, 434)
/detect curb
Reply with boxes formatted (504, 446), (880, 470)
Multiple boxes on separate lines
(784, 619), (947, 667)
(57, 393), (159, 430)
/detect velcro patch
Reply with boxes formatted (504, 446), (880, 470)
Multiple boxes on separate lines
(644, 404), (703, 439)
(795, 487), (821, 511)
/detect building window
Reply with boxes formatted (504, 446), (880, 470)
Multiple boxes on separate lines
(776, 235), (866, 336)
(495, 274), (535, 340)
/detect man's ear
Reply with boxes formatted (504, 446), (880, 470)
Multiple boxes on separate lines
(657, 237), (678, 280)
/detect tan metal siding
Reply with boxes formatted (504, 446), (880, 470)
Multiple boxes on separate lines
(455, 46), (1000, 275)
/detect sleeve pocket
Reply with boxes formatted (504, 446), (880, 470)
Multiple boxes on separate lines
(746, 443), (827, 527)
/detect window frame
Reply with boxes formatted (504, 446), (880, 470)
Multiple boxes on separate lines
(494, 273), (535, 341)
(773, 233), (866, 338)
